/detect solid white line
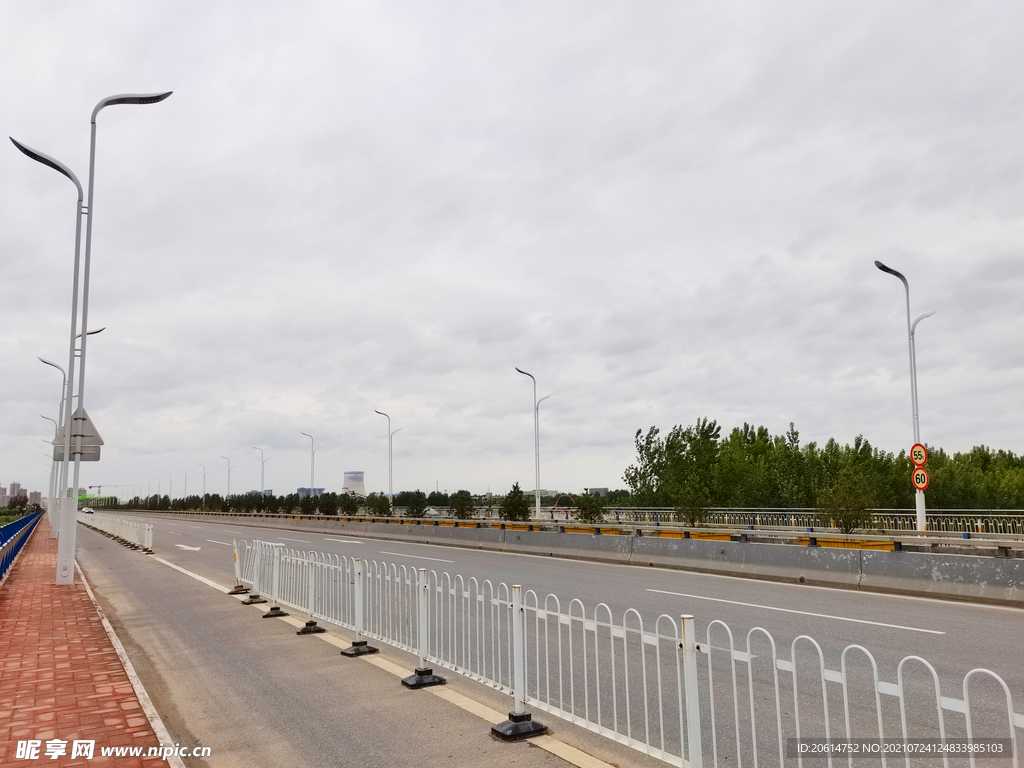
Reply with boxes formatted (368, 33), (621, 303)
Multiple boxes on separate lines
(646, 589), (946, 634)
(379, 551), (454, 563)
(324, 537), (363, 544)
(223, 529), (244, 534)
(151, 557), (231, 592)
(166, 532), (183, 536)
(188, 525), (204, 529)
(280, 537), (311, 543)
(206, 540), (232, 546)
(76, 564), (188, 768)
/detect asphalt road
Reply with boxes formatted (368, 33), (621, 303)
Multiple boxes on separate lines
(80, 513), (1024, 766)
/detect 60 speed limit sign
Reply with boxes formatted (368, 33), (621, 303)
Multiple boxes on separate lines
(912, 467), (930, 491)
(911, 443), (927, 466)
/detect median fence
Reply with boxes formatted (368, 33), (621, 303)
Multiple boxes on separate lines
(236, 538), (1022, 767)
(1, 511), (43, 584)
(77, 512), (153, 552)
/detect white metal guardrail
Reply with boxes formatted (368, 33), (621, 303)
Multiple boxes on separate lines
(78, 512), (153, 552)
(236, 539), (1022, 767)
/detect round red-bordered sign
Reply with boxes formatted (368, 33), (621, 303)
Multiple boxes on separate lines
(911, 443), (927, 467)
(912, 467), (929, 491)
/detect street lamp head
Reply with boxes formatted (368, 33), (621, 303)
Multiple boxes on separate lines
(76, 327), (106, 339)
(10, 137), (83, 194)
(874, 260), (909, 290)
(374, 410), (389, 418)
(37, 357), (67, 377)
(514, 367), (533, 379)
(93, 92), (173, 120)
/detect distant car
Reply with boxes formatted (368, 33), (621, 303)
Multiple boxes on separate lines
(81, 507), (94, 514)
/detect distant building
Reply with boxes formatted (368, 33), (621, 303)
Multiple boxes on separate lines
(342, 471), (366, 497)
(297, 488), (324, 497)
(29, 491), (42, 505)
(586, 488), (609, 497)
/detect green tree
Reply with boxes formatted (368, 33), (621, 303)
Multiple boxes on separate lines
(318, 492), (340, 516)
(338, 493), (359, 514)
(573, 492), (607, 524)
(817, 469), (874, 534)
(403, 490), (428, 518)
(500, 482), (530, 522)
(364, 493), (392, 517)
(449, 490), (475, 520)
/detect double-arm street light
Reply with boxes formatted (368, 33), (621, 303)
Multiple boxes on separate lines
(515, 368), (551, 520)
(221, 456), (234, 498)
(374, 411), (402, 509)
(253, 447), (270, 497)
(13, 90), (171, 585)
(875, 260), (936, 532)
(300, 433), (322, 496)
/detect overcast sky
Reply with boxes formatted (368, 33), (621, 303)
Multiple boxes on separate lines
(2, 2), (1023, 501)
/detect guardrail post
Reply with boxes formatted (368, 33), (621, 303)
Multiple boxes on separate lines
(680, 614), (704, 768)
(263, 545), (288, 617)
(297, 553), (325, 635)
(401, 568), (445, 688)
(492, 584), (548, 741)
(241, 543), (267, 605)
(341, 559), (378, 656)
(228, 539), (249, 594)
(143, 524), (154, 554)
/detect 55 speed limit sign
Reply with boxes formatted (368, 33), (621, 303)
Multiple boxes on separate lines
(912, 467), (930, 491)
(911, 443), (927, 466)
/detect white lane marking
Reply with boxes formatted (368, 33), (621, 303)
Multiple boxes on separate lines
(189, 525), (204, 529)
(379, 551), (454, 564)
(324, 538), (363, 544)
(206, 540), (232, 546)
(223, 529), (244, 534)
(167, 523), (176, 526)
(175, 544), (202, 551)
(646, 589), (946, 635)
(280, 537), (311, 543)
(166, 532), (183, 536)
(151, 556), (231, 592)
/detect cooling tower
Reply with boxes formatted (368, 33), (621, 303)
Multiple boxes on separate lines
(342, 471), (366, 497)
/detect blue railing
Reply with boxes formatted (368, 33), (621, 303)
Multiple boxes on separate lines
(0, 510), (43, 584)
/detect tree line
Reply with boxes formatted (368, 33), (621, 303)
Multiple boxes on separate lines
(622, 419), (1024, 513)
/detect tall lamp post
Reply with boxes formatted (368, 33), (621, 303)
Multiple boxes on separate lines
(515, 368), (551, 520)
(180, 469), (188, 500)
(38, 358), (68, 536)
(13, 139), (83, 583)
(165, 473), (173, 501)
(875, 260), (935, 532)
(221, 456), (233, 498)
(198, 464), (210, 507)
(12, 91), (171, 585)
(40, 416), (59, 523)
(253, 447), (270, 497)
(300, 433), (321, 496)
(374, 411), (402, 509)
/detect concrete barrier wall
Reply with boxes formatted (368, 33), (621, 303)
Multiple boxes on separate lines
(860, 550), (1024, 603)
(502, 530), (634, 563)
(632, 536), (862, 588)
(135, 512), (1024, 606)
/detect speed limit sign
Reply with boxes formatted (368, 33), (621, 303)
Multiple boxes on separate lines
(911, 443), (927, 466)
(912, 467), (930, 491)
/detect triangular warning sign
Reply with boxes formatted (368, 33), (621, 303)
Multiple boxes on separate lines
(52, 406), (105, 446)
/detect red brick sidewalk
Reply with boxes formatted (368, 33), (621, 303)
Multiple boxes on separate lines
(0, 518), (167, 766)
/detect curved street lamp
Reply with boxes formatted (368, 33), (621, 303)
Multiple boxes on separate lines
(253, 447), (270, 497)
(374, 411), (402, 508)
(13, 138), (84, 582)
(515, 368), (551, 520)
(875, 260), (935, 531)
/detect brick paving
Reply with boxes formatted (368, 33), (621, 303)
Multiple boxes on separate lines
(0, 518), (166, 766)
